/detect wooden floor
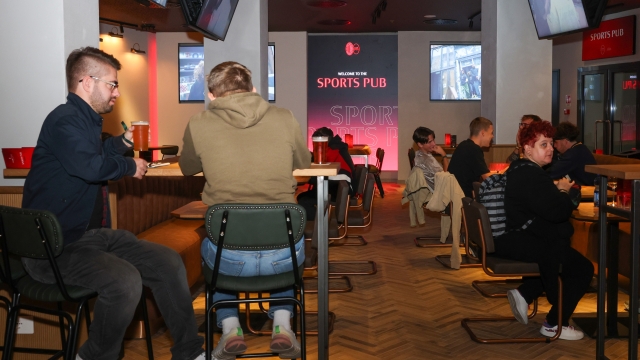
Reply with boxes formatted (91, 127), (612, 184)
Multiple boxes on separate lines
(123, 182), (638, 359)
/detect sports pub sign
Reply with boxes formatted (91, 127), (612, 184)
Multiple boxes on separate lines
(582, 16), (635, 61)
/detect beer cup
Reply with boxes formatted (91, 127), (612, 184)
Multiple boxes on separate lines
(312, 136), (329, 164)
(131, 121), (150, 151)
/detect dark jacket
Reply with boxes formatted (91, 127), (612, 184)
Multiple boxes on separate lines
(504, 159), (576, 241)
(546, 143), (596, 185)
(328, 135), (356, 177)
(23, 93), (136, 245)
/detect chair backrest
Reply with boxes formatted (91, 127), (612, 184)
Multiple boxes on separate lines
(0, 205), (64, 259)
(375, 147), (385, 170)
(408, 148), (415, 169)
(353, 164), (368, 196)
(361, 173), (375, 212)
(333, 180), (351, 225)
(204, 203), (305, 250)
(160, 145), (179, 156)
(460, 199), (495, 254)
(472, 181), (481, 200)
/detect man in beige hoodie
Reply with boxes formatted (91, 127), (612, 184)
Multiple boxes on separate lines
(180, 61), (310, 360)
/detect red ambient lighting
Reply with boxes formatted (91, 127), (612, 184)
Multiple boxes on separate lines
(345, 42), (360, 56)
(307, 0), (347, 8)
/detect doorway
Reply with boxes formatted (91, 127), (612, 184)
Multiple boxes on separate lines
(578, 62), (640, 155)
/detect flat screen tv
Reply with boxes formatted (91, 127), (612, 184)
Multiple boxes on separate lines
(150, 0), (167, 7)
(430, 44), (481, 101)
(180, 0), (239, 41)
(268, 43), (275, 102)
(178, 43), (205, 103)
(529, 0), (608, 39)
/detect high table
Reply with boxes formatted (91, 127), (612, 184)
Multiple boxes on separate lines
(348, 144), (371, 167)
(147, 162), (339, 360)
(570, 202), (628, 340)
(585, 164), (640, 360)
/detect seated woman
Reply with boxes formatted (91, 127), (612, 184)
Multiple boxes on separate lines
(412, 127), (448, 190)
(495, 121), (594, 341)
(297, 127), (355, 219)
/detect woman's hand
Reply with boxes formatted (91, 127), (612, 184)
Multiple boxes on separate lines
(556, 177), (574, 192)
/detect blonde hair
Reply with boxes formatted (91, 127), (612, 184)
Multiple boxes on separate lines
(206, 61), (253, 98)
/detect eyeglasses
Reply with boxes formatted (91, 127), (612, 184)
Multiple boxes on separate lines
(79, 76), (119, 91)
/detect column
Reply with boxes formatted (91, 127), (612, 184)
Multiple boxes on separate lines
(482, 0), (553, 144)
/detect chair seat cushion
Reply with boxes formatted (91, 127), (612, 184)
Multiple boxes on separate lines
(486, 256), (540, 275)
(203, 263), (304, 292)
(16, 276), (96, 302)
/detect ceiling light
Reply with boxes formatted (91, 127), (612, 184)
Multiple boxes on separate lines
(131, 43), (146, 54)
(108, 27), (123, 38)
(424, 15), (436, 19)
(423, 19), (458, 25)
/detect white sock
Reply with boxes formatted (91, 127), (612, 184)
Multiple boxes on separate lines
(221, 317), (241, 335)
(273, 310), (292, 331)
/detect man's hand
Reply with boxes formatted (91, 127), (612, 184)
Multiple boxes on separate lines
(433, 145), (447, 157)
(132, 157), (148, 179)
(123, 125), (134, 147)
(556, 177), (574, 192)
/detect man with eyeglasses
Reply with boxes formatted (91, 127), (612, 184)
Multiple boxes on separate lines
(22, 47), (206, 360)
(506, 114), (542, 164)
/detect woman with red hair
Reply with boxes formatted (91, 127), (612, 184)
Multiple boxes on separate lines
(496, 121), (594, 341)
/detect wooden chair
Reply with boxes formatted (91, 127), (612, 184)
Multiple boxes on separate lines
(0, 206), (154, 360)
(367, 148), (385, 198)
(460, 199), (563, 343)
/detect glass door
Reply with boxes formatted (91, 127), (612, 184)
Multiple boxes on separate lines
(578, 62), (640, 155)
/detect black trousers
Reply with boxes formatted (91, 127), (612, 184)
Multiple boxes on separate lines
(493, 231), (594, 327)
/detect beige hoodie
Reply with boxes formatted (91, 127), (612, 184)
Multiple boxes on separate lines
(179, 92), (310, 205)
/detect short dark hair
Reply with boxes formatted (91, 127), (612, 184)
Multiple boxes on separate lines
(313, 127), (334, 138)
(66, 47), (121, 92)
(554, 121), (580, 141)
(521, 114), (542, 122)
(207, 61), (253, 98)
(469, 117), (493, 137)
(413, 127), (435, 144)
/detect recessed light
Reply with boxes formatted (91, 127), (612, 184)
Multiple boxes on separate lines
(424, 15), (437, 18)
(317, 19), (351, 25)
(423, 19), (457, 25)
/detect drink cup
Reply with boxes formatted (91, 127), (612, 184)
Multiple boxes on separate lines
(131, 121), (150, 151)
(619, 193), (631, 209)
(312, 136), (329, 164)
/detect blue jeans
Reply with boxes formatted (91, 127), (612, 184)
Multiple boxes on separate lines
(22, 229), (204, 360)
(201, 237), (305, 327)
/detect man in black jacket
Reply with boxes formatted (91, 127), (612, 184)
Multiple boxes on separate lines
(546, 121), (596, 185)
(22, 47), (205, 360)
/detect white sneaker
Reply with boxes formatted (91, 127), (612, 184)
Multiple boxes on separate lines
(211, 327), (247, 360)
(539, 321), (584, 340)
(507, 289), (529, 325)
(270, 325), (301, 359)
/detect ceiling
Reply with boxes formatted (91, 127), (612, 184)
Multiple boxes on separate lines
(99, 0), (640, 34)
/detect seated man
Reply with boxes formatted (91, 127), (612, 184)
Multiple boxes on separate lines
(447, 117), (493, 198)
(297, 127), (355, 219)
(179, 61), (310, 360)
(412, 126), (448, 190)
(546, 121), (596, 185)
(506, 114), (542, 163)
(22, 47), (205, 360)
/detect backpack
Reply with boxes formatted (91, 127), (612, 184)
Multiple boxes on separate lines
(477, 162), (535, 238)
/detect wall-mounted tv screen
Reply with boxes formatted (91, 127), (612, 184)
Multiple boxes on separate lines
(430, 44), (481, 101)
(150, 0), (167, 7)
(180, 0), (239, 41)
(268, 43), (275, 102)
(179, 43), (205, 103)
(528, 0), (608, 39)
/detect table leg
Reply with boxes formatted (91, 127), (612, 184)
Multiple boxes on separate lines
(607, 223), (619, 337)
(597, 177), (608, 359)
(316, 176), (329, 360)
(629, 179), (640, 360)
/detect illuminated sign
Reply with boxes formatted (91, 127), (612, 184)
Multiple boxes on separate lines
(582, 16), (636, 61)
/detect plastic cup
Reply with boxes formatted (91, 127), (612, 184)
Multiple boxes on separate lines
(131, 121), (150, 151)
(619, 194), (631, 209)
(312, 136), (329, 164)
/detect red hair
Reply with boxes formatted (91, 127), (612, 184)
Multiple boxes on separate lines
(518, 121), (555, 148)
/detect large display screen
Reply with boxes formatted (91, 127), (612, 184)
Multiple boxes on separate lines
(529, 0), (607, 39)
(178, 44), (205, 103)
(195, 0), (239, 41)
(268, 44), (275, 102)
(430, 44), (481, 101)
